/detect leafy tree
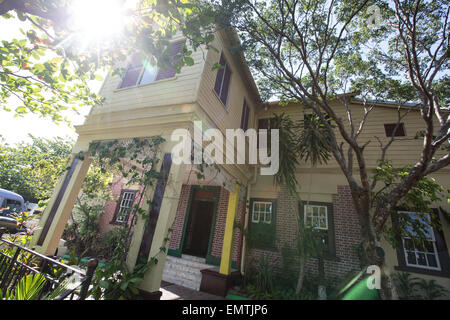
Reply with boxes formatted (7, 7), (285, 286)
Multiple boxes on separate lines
(156, 0), (449, 298)
(4, 0), (449, 300)
(0, 134), (73, 202)
(64, 158), (115, 260)
(0, 0), (210, 122)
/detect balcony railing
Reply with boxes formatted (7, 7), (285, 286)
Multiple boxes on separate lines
(0, 238), (98, 300)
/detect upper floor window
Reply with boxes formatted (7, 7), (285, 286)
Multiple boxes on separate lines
(240, 99), (250, 131)
(384, 123), (406, 137)
(113, 190), (137, 224)
(118, 40), (186, 89)
(214, 52), (231, 106)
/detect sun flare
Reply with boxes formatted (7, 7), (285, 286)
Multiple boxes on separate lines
(68, 0), (136, 49)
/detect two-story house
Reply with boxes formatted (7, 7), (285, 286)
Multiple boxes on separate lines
(31, 28), (450, 299)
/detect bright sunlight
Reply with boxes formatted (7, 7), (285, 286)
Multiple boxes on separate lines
(67, 0), (137, 50)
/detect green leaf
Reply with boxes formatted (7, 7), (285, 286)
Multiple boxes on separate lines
(120, 281), (129, 291)
(185, 57), (195, 66)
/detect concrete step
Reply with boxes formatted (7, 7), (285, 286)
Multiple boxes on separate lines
(181, 254), (207, 264)
(162, 272), (200, 291)
(162, 255), (214, 291)
(163, 267), (202, 282)
(165, 255), (211, 270)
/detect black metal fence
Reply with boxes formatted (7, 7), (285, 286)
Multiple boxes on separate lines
(0, 238), (98, 300)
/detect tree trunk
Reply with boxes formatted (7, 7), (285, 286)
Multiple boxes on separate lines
(295, 255), (306, 295)
(350, 190), (395, 299)
(317, 257), (327, 300)
(359, 208), (396, 299)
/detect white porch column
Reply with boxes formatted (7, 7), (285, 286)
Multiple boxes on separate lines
(31, 152), (91, 256)
(126, 142), (186, 296)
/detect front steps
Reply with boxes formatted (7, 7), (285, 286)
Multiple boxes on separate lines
(162, 254), (213, 291)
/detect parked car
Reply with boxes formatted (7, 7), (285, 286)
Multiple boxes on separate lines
(0, 188), (25, 213)
(0, 189), (26, 233)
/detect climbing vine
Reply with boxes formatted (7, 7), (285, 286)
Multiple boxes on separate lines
(87, 136), (171, 299)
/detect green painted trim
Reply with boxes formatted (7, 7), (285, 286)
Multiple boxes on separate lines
(205, 254), (239, 270)
(206, 254), (220, 266)
(168, 248), (181, 257)
(177, 186), (196, 254)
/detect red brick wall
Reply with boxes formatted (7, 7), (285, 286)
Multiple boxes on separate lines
(232, 199), (246, 266)
(248, 185), (362, 284)
(210, 187), (229, 258)
(168, 184), (191, 250)
(98, 177), (144, 235)
(98, 177), (124, 235)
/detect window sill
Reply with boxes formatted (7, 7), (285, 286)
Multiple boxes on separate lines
(115, 76), (177, 92)
(211, 89), (229, 112)
(109, 220), (125, 226)
(251, 244), (278, 252)
(394, 265), (450, 278)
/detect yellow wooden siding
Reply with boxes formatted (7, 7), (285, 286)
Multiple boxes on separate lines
(258, 102), (449, 171)
(86, 32), (258, 137)
(195, 32), (257, 134)
(86, 37), (205, 122)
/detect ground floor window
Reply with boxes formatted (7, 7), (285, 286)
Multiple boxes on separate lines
(400, 211), (441, 271)
(113, 190), (137, 224)
(252, 201), (273, 224)
(249, 198), (277, 249)
(299, 201), (336, 258)
(304, 204), (328, 230)
(392, 208), (450, 277)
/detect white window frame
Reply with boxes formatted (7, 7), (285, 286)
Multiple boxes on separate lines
(118, 39), (184, 89)
(115, 191), (136, 223)
(400, 211), (441, 271)
(252, 201), (273, 224)
(304, 204), (328, 230)
(138, 59), (159, 85)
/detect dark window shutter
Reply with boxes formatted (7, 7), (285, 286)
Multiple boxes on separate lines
(326, 202), (336, 257)
(240, 99), (250, 130)
(384, 123), (406, 137)
(219, 64), (231, 105)
(431, 209), (450, 274)
(155, 40), (186, 81)
(119, 55), (143, 88)
(214, 53), (226, 95)
(258, 118), (275, 150)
